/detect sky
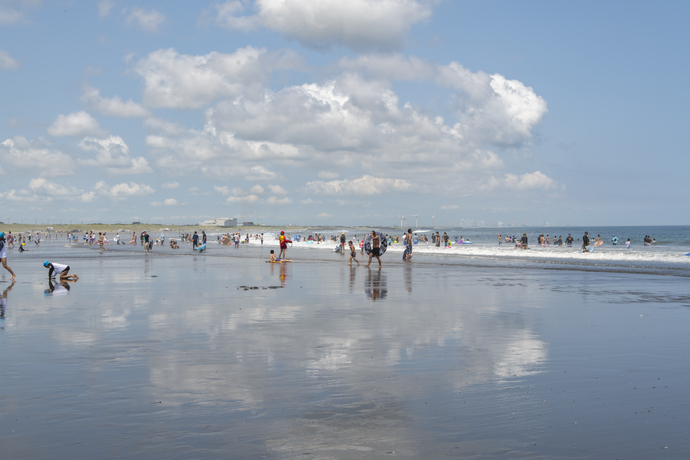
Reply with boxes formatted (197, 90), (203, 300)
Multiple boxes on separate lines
(1, 0), (689, 227)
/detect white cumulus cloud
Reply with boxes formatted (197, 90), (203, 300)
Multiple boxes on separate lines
(78, 135), (153, 175)
(317, 171), (339, 179)
(28, 178), (93, 202)
(98, 0), (114, 18)
(124, 7), (165, 33)
(210, 0), (434, 52)
(304, 175), (412, 196)
(0, 136), (74, 177)
(226, 194), (260, 203)
(138, 49), (551, 196)
(504, 171), (557, 190)
(267, 184), (287, 195)
(0, 1), (39, 25)
(133, 47), (299, 109)
(94, 180), (155, 198)
(80, 85), (150, 117)
(48, 111), (105, 137)
(0, 49), (19, 70)
(266, 195), (292, 205)
(161, 181), (180, 189)
(340, 54), (548, 146)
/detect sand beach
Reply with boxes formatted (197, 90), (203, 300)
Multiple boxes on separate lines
(1, 240), (689, 458)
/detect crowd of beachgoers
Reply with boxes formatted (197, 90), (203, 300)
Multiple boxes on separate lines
(0, 225), (670, 287)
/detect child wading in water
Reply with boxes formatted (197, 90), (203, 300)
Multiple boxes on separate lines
(348, 241), (359, 266)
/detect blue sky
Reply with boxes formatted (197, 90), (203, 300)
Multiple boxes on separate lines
(1, 0), (688, 226)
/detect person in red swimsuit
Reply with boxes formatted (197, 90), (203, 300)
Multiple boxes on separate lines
(278, 231), (292, 260)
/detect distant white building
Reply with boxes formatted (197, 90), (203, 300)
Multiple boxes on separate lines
(199, 218), (237, 227)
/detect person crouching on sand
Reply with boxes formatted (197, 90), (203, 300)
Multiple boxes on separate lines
(44, 261), (78, 282)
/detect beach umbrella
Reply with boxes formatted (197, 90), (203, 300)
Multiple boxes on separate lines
(363, 231), (388, 256)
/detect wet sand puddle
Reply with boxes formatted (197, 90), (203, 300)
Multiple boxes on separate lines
(0, 248), (689, 458)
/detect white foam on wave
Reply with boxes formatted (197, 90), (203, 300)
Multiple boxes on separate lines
(245, 237), (690, 266)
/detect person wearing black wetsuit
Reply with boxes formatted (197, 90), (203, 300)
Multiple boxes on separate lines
(565, 234), (574, 247)
(582, 232), (590, 252)
(142, 232), (151, 252)
(192, 231), (199, 249)
(520, 233), (528, 249)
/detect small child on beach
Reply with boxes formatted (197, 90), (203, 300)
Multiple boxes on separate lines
(348, 241), (359, 266)
(268, 249), (292, 263)
(626, 239), (631, 249)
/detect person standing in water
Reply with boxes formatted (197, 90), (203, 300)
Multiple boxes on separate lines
(278, 231), (292, 260)
(582, 231), (590, 252)
(520, 233), (528, 249)
(402, 228), (413, 261)
(348, 241), (360, 266)
(142, 232), (151, 252)
(565, 234), (574, 247)
(365, 231), (382, 268)
(192, 231), (199, 249)
(0, 232), (16, 281)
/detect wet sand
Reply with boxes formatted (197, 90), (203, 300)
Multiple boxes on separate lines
(1, 249), (689, 459)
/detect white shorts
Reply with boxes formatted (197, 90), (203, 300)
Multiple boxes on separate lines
(0, 247), (6, 259)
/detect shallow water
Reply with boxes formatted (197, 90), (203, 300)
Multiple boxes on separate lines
(1, 243), (689, 458)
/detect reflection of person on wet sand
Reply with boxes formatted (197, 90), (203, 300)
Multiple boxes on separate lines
(404, 263), (412, 293)
(364, 267), (387, 301)
(46, 279), (70, 296)
(44, 261), (79, 282)
(268, 250), (292, 263)
(1, 280), (15, 318)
